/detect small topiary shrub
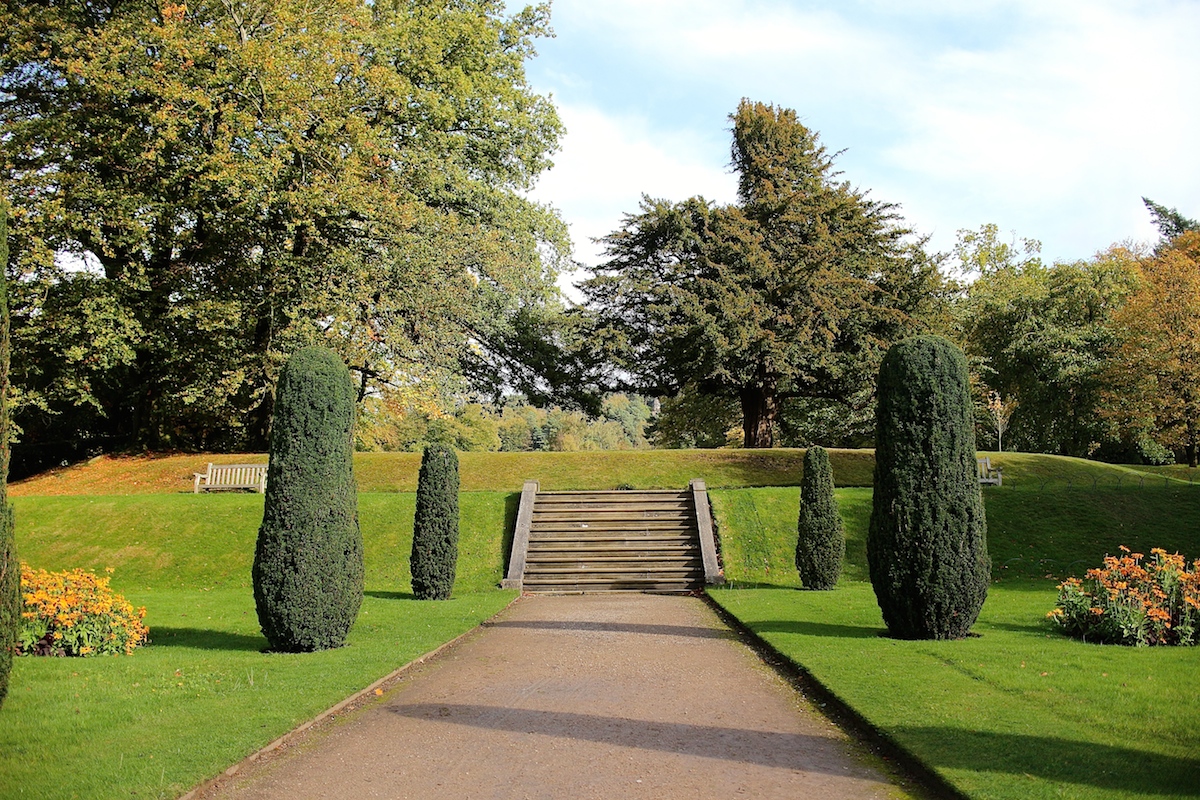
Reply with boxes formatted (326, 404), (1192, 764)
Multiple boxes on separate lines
(18, 565), (148, 656)
(253, 346), (364, 652)
(1049, 546), (1200, 646)
(867, 335), (989, 640)
(795, 445), (844, 589)
(410, 444), (460, 600)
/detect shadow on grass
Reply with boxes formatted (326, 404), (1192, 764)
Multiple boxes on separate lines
(893, 727), (1200, 796)
(747, 620), (884, 639)
(485, 619), (734, 641)
(149, 627), (266, 651)
(983, 620), (1054, 635)
(364, 590), (417, 601)
(718, 581), (801, 590)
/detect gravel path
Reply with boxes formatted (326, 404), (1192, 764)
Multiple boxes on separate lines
(197, 594), (906, 800)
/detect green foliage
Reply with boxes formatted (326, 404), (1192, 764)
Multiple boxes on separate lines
(0, 203), (14, 704)
(1142, 197), (1200, 246)
(957, 233), (1139, 457)
(356, 394), (653, 453)
(1, 0), (567, 468)
(868, 335), (989, 639)
(585, 100), (945, 448)
(253, 347), (363, 652)
(410, 444), (460, 599)
(794, 446), (844, 589)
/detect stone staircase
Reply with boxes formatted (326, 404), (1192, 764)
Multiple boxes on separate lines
(503, 481), (723, 593)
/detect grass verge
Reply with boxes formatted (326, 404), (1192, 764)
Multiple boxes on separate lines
(709, 481), (1200, 800)
(1, 587), (513, 799)
(708, 583), (1200, 800)
(1, 491), (518, 799)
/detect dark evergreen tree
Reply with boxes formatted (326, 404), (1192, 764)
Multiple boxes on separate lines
(584, 100), (945, 448)
(253, 346), (363, 652)
(867, 335), (989, 639)
(410, 444), (460, 600)
(795, 446), (844, 589)
(0, 205), (15, 705)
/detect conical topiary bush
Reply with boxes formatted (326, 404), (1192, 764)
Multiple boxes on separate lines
(252, 346), (364, 652)
(867, 335), (989, 640)
(795, 445), (844, 590)
(410, 444), (459, 600)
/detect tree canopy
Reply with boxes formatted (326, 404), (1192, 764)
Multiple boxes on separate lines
(583, 100), (945, 447)
(1, 0), (566, 473)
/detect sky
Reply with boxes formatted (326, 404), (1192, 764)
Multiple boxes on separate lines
(518, 0), (1200, 285)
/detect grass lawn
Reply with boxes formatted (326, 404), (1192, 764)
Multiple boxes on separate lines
(1, 491), (518, 799)
(5, 450), (1200, 799)
(709, 583), (1200, 800)
(710, 480), (1200, 800)
(1, 588), (513, 799)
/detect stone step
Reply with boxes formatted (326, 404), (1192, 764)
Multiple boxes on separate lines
(528, 534), (696, 545)
(510, 483), (716, 594)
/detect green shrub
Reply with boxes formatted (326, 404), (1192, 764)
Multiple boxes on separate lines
(795, 446), (844, 589)
(867, 335), (989, 640)
(17, 564), (148, 656)
(410, 444), (460, 600)
(1050, 547), (1200, 646)
(0, 204), (14, 702)
(253, 347), (363, 652)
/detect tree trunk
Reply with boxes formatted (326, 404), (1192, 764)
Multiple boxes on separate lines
(740, 383), (777, 448)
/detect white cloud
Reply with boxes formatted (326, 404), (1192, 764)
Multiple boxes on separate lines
(531, 103), (737, 271)
(528, 0), (1200, 265)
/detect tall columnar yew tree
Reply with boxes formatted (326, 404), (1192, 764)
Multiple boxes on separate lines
(0, 204), (15, 705)
(795, 446), (844, 590)
(410, 444), (460, 600)
(868, 335), (989, 640)
(253, 347), (363, 652)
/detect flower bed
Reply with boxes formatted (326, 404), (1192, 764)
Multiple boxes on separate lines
(1049, 547), (1200, 646)
(19, 564), (148, 656)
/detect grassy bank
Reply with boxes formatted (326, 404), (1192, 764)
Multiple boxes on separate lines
(10, 448), (851, 495)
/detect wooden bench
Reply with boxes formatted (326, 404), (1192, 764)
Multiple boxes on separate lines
(977, 456), (1003, 486)
(193, 463), (268, 493)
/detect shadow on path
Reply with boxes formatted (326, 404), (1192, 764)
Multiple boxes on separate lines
(389, 702), (846, 773)
(484, 619), (734, 640)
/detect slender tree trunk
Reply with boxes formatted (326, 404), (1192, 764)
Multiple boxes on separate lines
(740, 383), (778, 448)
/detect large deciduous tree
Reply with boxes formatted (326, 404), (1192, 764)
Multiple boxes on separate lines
(956, 227), (1139, 457)
(584, 101), (944, 447)
(1, 0), (566, 473)
(1103, 232), (1200, 466)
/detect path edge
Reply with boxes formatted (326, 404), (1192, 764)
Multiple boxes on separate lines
(180, 593), (524, 800)
(700, 592), (969, 800)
